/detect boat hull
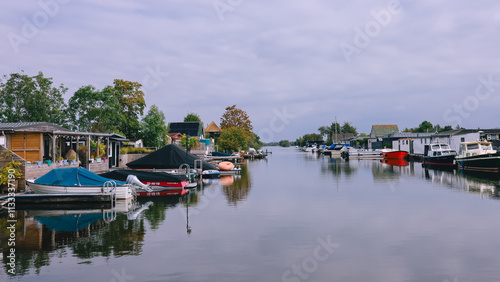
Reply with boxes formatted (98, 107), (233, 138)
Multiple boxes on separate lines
(456, 154), (500, 172)
(136, 186), (188, 197)
(382, 151), (409, 159)
(423, 155), (456, 167)
(26, 181), (134, 200)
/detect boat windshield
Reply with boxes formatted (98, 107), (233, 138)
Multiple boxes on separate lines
(432, 145), (441, 150)
(481, 144), (492, 150)
(467, 143), (479, 150)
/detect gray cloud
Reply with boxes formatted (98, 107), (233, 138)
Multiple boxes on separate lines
(1, 0), (500, 139)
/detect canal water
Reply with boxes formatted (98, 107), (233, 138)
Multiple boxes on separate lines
(2, 147), (500, 282)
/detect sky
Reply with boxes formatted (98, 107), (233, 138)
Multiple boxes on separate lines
(1, 0), (500, 142)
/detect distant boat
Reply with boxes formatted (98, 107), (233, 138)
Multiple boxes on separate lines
(381, 149), (409, 159)
(456, 141), (500, 172)
(423, 143), (456, 167)
(324, 144), (348, 157)
(27, 167), (134, 200)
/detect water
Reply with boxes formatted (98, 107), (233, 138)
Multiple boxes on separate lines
(2, 147), (500, 282)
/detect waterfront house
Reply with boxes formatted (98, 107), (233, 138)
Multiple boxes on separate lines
(389, 132), (435, 155)
(168, 122), (204, 139)
(0, 122), (127, 181)
(431, 129), (480, 153)
(368, 125), (399, 149)
(205, 121), (222, 138)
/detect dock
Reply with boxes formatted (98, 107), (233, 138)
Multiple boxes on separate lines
(0, 193), (114, 210)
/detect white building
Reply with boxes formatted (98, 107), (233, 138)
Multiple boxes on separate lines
(431, 129), (480, 153)
(390, 132), (434, 155)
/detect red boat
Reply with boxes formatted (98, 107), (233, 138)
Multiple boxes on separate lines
(100, 169), (190, 197)
(381, 150), (409, 159)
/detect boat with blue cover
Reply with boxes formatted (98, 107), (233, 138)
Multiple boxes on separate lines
(26, 167), (134, 199)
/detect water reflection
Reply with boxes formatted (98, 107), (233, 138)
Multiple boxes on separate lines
(424, 168), (500, 199)
(0, 195), (188, 277)
(221, 165), (251, 206)
(321, 158), (358, 178)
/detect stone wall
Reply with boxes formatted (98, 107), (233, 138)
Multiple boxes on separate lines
(25, 162), (79, 180)
(89, 159), (109, 174)
(119, 154), (148, 168)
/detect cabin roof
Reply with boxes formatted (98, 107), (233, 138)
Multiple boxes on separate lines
(0, 122), (70, 132)
(370, 124), (399, 137)
(205, 121), (222, 133)
(433, 129), (479, 137)
(168, 122), (204, 137)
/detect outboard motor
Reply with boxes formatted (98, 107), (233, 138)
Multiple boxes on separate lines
(126, 175), (152, 192)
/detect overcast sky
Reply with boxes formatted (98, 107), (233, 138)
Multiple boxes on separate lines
(1, 0), (500, 141)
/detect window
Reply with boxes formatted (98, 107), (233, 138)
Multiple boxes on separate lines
(461, 137), (465, 142)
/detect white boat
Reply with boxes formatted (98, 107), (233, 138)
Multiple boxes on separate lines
(26, 167), (135, 200)
(456, 141), (500, 172)
(26, 181), (134, 200)
(324, 144), (348, 157)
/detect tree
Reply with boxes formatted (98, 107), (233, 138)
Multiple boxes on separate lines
(279, 140), (291, 147)
(247, 132), (263, 150)
(416, 120), (434, 133)
(113, 79), (146, 140)
(341, 122), (358, 135)
(184, 112), (201, 122)
(0, 71), (67, 125)
(217, 127), (249, 152)
(141, 105), (168, 149)
(179, 134), (198, 152)
(68, 85), (122, 132)
(220, 105), (253, 132)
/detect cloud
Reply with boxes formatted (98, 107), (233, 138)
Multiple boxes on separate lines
(1, 0), (500, 140)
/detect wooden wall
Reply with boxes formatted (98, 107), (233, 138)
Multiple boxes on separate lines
(9, 133), (43, 162)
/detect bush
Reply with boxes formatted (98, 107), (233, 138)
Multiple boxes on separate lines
(120, 147), (153, 154)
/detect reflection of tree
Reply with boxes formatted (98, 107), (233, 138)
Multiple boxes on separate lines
(69, 213), (146, 258)
(222, 165), (251, 206)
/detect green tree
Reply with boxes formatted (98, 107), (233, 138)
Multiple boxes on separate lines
(416, 120), (434, 133)
(184, 112), (201, 122)
(279, 140), (291, 147)
(220, 105), (253, 132)
(217, 127), (249, 152)
(341, 122), (358, 135)
(113, 79), (146, 140)
(0, 71), (67, 125)
(141, 105), (168, 149)
(179, 134), (198, 152)
(247, 132), (262, 150)
(68, 85), (122, 132)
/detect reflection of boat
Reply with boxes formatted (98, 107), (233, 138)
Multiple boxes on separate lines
(27, 167), (134, 200)
(100, 169), (189, 197)
(29, 209), (114, 232)
(201, 170), (221, 178)
(456, 141), (500, 172)
(381, 150), (409, 159)
(423, 143), (456, 167)
(382, 158), (409, 166)
(347, 148), (382, 159)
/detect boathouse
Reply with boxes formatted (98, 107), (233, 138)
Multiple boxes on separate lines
(168, 122), (205, 139)
(0, 122), (127, 181)
(430, 129), (480, 152)
(389, 132), (434, 155)
(368, 124), (399, 149)
(205, 121), (222, 138)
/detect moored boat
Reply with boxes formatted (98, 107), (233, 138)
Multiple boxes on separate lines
(100, 169), (190, 197)
(381, 150), (409, 159)
(423, 143), (456, 167)
(456, 141), (500, 172)
(26, 167), (134, 200)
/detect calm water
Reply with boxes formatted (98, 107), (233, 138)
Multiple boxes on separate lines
(2, 147), (500, 282)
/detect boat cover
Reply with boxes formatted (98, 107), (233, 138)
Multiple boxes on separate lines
(34, 167), (125, 186)
(126, 143), (218, 170)
(209, 151), (232, 157)
(100, 169), (188, 182)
